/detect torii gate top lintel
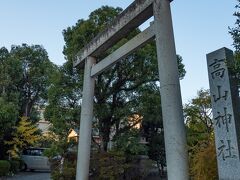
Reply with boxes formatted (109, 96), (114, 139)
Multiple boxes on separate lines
(73, 0), (173, 68)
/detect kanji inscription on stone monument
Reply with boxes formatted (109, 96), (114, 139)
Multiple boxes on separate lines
(207, 47), (240, 179)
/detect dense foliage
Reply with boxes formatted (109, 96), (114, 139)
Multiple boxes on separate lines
(184, 89), (218, 179)
(0, 44), (55, 118)
(0, 160), (10, 176)
(190, 138), (217, 180)
(0, 44), (55, 158)
(229, 0), (240, 53)
(60, 6), (186, 152)
(44, 63), (82, 137)
(5, 116), (40, 158)
(184, 89), (213, 147)
(90, 151), (153, 180)
(114, 129), (147, 156)
(229, 0), (240, 84)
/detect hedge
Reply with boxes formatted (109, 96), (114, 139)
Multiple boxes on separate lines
(9, 160), (20, 173)
(0, 160), (11, 176)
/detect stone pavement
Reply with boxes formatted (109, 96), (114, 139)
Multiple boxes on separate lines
(5, 171), (50, 180)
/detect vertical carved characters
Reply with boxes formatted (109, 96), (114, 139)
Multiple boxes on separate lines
(218, 139), (237, 161)
(207, 48), (240, 179)
(213, 86), (228, 102)
(209, 58), (226, 79)
(214, 107), (232, 132)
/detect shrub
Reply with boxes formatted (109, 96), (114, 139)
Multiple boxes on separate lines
(190, 139), (218, 180)
(18, 159), (25, 171)
(51, 150), (152, 180)
(90, 151), (151, 180)
(0, 160), (11, 176)
(62, 167), (76, 180)
(51, 160), (76, 180)
(9, 160), (20, 173)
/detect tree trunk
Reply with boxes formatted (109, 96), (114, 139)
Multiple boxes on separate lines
(99, 116), (112, 152)
(102, 131), (110, 152)
(156, 161), (161, 176)
(161, 163), (164, 176)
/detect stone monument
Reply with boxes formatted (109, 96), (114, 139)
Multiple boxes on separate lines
(207, 47), (240, 179)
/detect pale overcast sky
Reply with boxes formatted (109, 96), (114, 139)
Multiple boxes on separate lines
(0, 0), (236, 103)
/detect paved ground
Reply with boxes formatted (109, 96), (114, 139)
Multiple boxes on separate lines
(144, 175), (167, 180)
(3, 171), (166, 180)
(5, 171), (50, 180)
(145, 177), (167, 180)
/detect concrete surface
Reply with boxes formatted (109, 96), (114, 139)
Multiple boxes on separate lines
(6, 171), (50, 180)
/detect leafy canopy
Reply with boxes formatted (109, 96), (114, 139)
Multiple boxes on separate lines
(61, 6), (186, 151)
(184, 89), (217, 179)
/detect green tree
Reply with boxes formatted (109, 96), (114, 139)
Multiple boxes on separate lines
(139, 84), (163, 136)
(0, 98), (19, 159)
(229, 0), (240, 85)
(0, 47), (20, 159)
(0, 44), (56, 120)
(0, 44), (56, 158)
(9, 44), (56, 119)
(44, 63), (82, 137)
(148, 133), (165, 176)
(0, 47), (11, 95)
(137, 84), (166, 176)
(184, 89), (217, 179)
(0, 47), (20, 106)
(229, 0), (240, 53)
(114, 129), (147, 156)
(62, 6), (186, 151)
(184, 89), (213, 147)
(5, 116), (40, 158)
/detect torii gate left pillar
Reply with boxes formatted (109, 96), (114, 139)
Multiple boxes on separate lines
(76, 57), (95, 180)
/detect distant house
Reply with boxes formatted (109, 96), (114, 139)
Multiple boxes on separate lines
(36, 108), (51, 136)
(68, 128), (79, 142)
(67, 128), (102, 145)
(107, 114), (148, 149)
(37, 119), (51, 135)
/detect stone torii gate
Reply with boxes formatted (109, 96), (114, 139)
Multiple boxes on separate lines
(74, 0), (189, 179)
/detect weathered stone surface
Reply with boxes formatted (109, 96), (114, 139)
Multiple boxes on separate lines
(207, 47), (240, 180)
(90, 23), (155, 77)
(76, 57), (96, 180)
(153, 0), (189, 179)
(74, 0), (154, 67)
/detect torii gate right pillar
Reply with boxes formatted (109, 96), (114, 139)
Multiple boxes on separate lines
(154, 0), (189, 179)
